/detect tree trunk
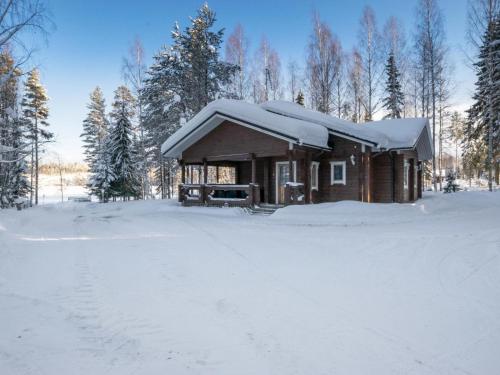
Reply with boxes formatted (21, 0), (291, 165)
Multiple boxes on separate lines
(34, 117), (39, 205)
(30, 144), (34, 206)
(430, 51), (437, 192)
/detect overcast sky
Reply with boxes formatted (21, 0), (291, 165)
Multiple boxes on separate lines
(33, 0), (474, 163)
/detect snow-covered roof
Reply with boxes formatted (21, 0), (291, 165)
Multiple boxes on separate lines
(161, 99), (433, 160)
(261, 100), (387, 146)
(261, 101), (433, 157)
(363, 117), (433, 160)
(161, 99), (330, 157)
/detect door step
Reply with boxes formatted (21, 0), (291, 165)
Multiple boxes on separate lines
(244, 204), (282, 215)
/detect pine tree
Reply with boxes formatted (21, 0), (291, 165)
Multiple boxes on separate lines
(466, 17), (499, 190)
(108, 86), (140, 199)
(295, 91), (305, 106)
(81, 87), (108, 169)
(382, 52), (405, 119)
(22, 69), (52, 205)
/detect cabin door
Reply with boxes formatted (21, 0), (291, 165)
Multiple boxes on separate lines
(275, 161), (296, 204)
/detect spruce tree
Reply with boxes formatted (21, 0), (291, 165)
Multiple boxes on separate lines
(108, 86), (140, 199)
(382, 52), (404, 119)
(142, 3), (238, 198)
(89, 132), (115, 202)
(466, 17), (499, 190)
(22, 69), (52, 205)
(176, 3), (239, 115)
(81, 87), (108, 169)
(142, 45), (183, 198)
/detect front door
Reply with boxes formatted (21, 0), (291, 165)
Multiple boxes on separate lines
(275, 161), (296, 204)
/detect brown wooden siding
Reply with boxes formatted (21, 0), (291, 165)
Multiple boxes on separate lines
(315, 137), (364, 202)
(182, 120), (290, 163)
(372, 153), (394, 203)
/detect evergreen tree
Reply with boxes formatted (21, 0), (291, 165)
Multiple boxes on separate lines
(142, 3), (238, 198)
(142, 45), (184, 198)
(108, 86), (140, 199)
(89, 132), (115, 202)
(466, 17), (499, 190)
(295, 91), (305, 106)
(22, 69), (52, 205)
(382, 52), (404, 119)
(81, 87), (108, 169)
(0, 49), (30, 207)
(175, 3), (239, 115)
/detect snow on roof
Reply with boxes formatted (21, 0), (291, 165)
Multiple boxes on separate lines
(161, 99), (432, 160)
(161, 99), (330, 157)
(363, 118), (429, 148)
(261, 100), (387, 146)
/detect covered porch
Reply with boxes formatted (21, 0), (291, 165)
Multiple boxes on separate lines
(178, 150), (312, 207)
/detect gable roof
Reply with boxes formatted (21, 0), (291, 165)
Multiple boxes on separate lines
(161, 99), (330, 158)
(161, 99), (433, 160)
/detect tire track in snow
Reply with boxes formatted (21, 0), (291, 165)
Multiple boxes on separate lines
(176, 212), (476, 375)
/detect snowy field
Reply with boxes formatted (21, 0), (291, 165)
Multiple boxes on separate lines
(0, 192), (499, 375)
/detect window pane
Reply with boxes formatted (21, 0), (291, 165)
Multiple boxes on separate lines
(334, 165), (343, 181)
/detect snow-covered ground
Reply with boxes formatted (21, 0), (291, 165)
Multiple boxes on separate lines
(37, 173), (89, 204)
(0, 191), (499, 374)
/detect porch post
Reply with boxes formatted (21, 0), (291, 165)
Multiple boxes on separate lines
(203, 158), (208, 184)
(288, 148), (294, 183)
(409, 159), (415, 201)
(251, 153), (257, 184)
(181, 161), (185, 184)
(417, 161), (423, 199)
(305, 151), (311, 204)
(216, 165), (219, 183)
(263, 158), (270, 203)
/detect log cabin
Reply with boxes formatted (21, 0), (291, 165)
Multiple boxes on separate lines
(161, 100), (433, 207)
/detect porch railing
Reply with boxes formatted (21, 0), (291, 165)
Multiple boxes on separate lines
(285, 182), (305, 205)
(179, 184), (260, 207)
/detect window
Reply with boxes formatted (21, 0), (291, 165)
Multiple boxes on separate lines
(404, 160), (409, 190)
(311, 162), (319, 190)
(330, 161), (346, 185)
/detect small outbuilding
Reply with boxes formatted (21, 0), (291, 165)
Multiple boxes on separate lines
(161, 100), (433, 207)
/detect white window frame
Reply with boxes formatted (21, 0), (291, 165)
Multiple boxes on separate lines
(310, 161), (319, 191)
(330, 161), (346, 185)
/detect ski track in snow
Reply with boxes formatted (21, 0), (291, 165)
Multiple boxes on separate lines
(0, 191), (499, 374)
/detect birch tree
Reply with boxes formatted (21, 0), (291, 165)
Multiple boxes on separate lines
(287, 60), (301, 102)
(306, 14), (341, 114)
(252, 36), (282, 102)
(348, 48), (364, 123)
(414, 0), (446, 191)
(226, 24), (249, 99)
(357, 6), (383, 121)
(122, 37), (150, 199)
